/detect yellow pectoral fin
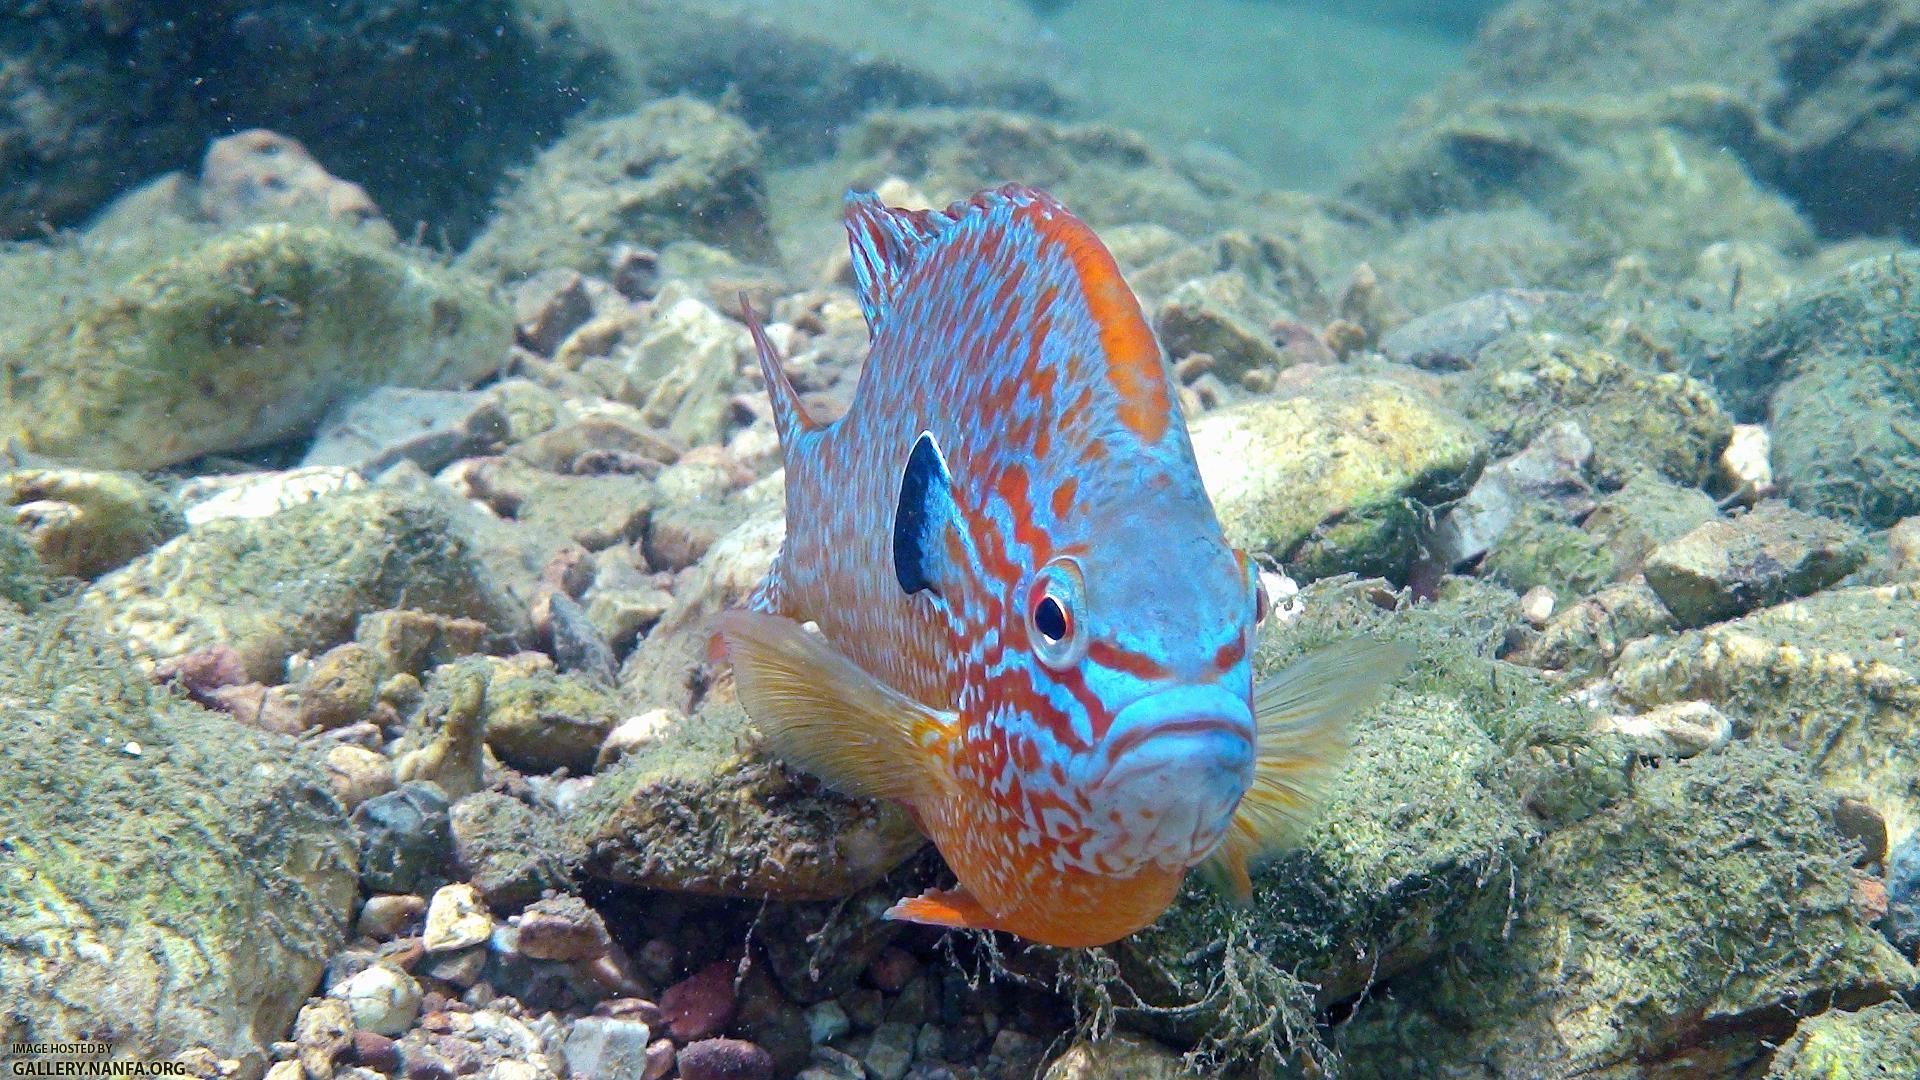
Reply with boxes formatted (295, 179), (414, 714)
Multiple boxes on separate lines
(884, 887), (999, 932)
(714, 609), (954, 804)
(1203, 637), (1413, 899)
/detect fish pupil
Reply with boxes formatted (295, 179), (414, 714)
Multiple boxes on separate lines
(1034, 596), (1069, 642)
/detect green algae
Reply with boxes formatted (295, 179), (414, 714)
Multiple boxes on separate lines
(1767, 1000), (1920, 1079)
(0, 603), (356, 1068)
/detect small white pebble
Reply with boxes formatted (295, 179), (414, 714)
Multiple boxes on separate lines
(121, 741), (143, 757)
(1260, 570), (1304, 625)
(1520, 586), (1556, 628)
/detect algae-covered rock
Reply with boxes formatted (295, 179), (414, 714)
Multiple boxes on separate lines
(1462, 334), (1733, 487)
(1189, 373), (1486, 582)
(448, 791), (577, 911)
(0, 520), (66, 613)
(1579, 470), (1719, 580)
(621, 507), (783, 712)
(459, 98), (773, 283)
(1518, 578), (1675, 676)
(0, 605), (357, 1072)
(1100, 578), (1580, 1068)
(1738, 253), (1920, 529)
(81, 487), (512, 683)
(1042, 1034), (1196, 1080)
(571, 697), (924, 902)
(0, 223), (509, 470)
(1480, 502), (1615, 606)
(2, 468), (184, 578)
(1151, 272), (1290, 379)
(482, 668), (626, 776)
(1613, 583), (1920, 848)
(1767, 1001), (1920, 1080)
(1643, 501), (1865, 627)
(1333, 743), (1914, 1078)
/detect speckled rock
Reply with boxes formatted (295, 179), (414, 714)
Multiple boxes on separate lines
(448, 792), (576, 911)
(481, 668), (626, 776)
(1461, 335), (1733, 488)
(1043, 1035), (1196, 1080)
(80, 487), (512, 682)
(1518, 578), (1674, 675)
(460, 98), (773, 283)
(621, 507), (783, 713)
(297, 643), (383, 730)
(1, 468), (184, 578)
(1189, 373), (1486, 582)
(327, 963), (421, 1037)
(0, 607), (356, 1073)
(1767, 1001), (1920, 1079)
(1643, 501), (1865, 627)
(1613, 583), (1920, 848)
(0, 223), (509, 470)
(1152, 273), (1289, 379)
(571, 696), (924, 901)
(1334, 744), (1914, 1077)
(609, 285), (749, 450)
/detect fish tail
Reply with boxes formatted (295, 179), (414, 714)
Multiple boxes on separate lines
(741, 294), (818, 447)
(1203, 638), (1414, 903)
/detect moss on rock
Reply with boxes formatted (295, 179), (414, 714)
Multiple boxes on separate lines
(1612, 583), (1920, 847)
(0, 223), (508, 470)
(0, 604), (356, 1071)
(1336, 742), (1913, 1078)
(80, 487), (513, 683)
(1461, 335), (1733, 488)
(1189, 374), (1486, 583)
(1767, 1000), (1920, 1079)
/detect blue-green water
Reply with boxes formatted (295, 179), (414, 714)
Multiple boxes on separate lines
(1, 1), (1917, 1078)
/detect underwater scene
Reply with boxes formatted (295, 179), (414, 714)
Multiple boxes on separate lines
(3, 0), (1919, 1077)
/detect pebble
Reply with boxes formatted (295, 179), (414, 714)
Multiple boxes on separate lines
(329, 963), (423, 1036)
(179, 466), (366, 526)
(661, 960), (739, 1041)
(1717, 423), (1774, 502)
(304, 387), (509, 476)
(264, 1062), (304, 1080)
(293, 998), (355, 1080)
(1832, 797), (1889, 866)
(596, 708), (684, 770)
(358, 894), (428, 941)
(865, 947), (916, 993)
(805, 1001), (850, 1045)
(1519, 586), (1556, 628)
(547, 592), (618, 685)
(424, 883), (495, 953)
(562, 1016), (655, 1078)
(353, 782), (455, 895)
(349, 1031), (402, 1074)
(862, 1021), (917, 1080)
(799, 1047), (866, 1080)
(677, 1038), (775, 1080)
(515, 895), (611, 962)
(298, 643), (383, 730)
(514, 269), (596, 356)
(420, 944), (488, 988)
(645, 1038), (677, 1080)
(1595, 701), (1732, 759)
(326, 744), (397, 811)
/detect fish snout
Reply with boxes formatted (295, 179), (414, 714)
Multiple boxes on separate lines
(1085, 687), (1255, 873)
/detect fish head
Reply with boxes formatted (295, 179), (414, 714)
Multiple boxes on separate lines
(998, 488), (1264, 877)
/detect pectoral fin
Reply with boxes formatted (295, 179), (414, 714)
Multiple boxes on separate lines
(1203, 638), (1414, 903)
(884, 886), (998, 932)
(714, 609), (954, 803)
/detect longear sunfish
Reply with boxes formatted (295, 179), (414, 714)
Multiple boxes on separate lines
(717, 184), (1407, 948)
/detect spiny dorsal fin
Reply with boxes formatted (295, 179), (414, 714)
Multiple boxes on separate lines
(844, 184), (1057, 334)
(741, 295), (817, 446)
(1201, 638), (1414, 903)
(892, 431), (959, 597)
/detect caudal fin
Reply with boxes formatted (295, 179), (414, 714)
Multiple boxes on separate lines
(1202, 638), (1414, 902)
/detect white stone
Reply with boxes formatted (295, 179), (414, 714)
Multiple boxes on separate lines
(597, 708), (686, 769)
(1718, 423), (1774, 502)
(423, 882), (494, 952)
(181, 466), (366, 526)
(328, 963), (421, 1036)
(1595, 700), (1733, 759)
(1520, 586), (1557, 628)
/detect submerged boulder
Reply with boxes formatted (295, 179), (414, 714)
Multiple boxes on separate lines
(0, 605), (357, 1072)
(1612, 583), (1920, 848)
(1189, 373), (1486, 583)
(0, 222), (509, 470)
(81, 487), (515, 683)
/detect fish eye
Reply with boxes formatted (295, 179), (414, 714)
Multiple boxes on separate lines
(1026, 559), (1087, 671)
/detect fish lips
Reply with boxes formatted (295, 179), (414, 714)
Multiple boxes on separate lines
(1084, 685), (1256, 871)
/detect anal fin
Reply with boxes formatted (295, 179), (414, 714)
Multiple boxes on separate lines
(715, 609), (954, 803)
(884, 886), (998, 932)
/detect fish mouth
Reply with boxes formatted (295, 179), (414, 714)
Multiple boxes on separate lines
(1083, 686), (1255, 872)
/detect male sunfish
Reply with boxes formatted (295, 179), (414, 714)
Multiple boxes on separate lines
(717, 184), (1406, 948)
